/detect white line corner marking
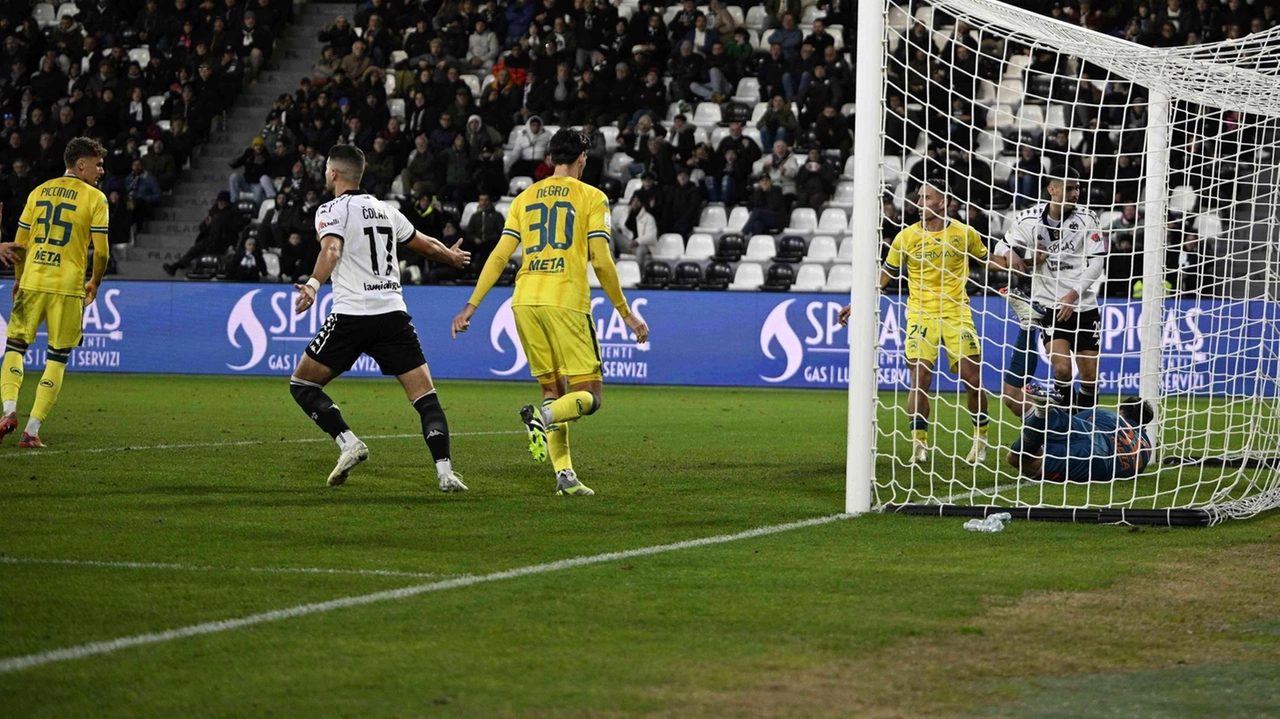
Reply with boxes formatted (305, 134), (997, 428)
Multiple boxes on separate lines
(0, 514), (850, 674)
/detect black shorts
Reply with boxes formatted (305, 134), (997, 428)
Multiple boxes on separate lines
(1041, 307), (1101, 353)
(305, 311), (427, 377)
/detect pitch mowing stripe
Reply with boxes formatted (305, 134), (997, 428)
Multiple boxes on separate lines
(5, 430), (525, 458)
(0, 556), (454, 580)
(0, 514), (852, 675)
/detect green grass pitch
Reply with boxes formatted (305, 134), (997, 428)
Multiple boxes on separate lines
(1, 375), (1278, 717)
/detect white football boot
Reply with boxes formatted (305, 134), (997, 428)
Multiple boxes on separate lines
(327, 440), (369, 486)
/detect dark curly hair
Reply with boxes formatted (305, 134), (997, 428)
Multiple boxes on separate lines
(548, 129), (590, 166)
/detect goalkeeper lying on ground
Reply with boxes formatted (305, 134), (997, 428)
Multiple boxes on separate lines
(1009, 385), (1155, 482)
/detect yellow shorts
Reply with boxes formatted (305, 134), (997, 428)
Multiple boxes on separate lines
(6, 288), (84, 353)
(513, 305), (602, 384)
(904, 310), (980, 373)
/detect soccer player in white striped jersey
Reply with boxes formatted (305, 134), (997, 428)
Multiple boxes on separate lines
(290, 145), (472, 491)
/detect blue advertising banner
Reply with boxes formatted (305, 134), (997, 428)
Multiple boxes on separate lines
(0, 280), (1274, 396)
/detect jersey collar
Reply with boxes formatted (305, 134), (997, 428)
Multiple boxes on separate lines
(340, 189), (369, 196)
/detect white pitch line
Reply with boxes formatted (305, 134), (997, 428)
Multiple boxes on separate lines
(0, 514), (852, 675)
(0, 556), (453, 580)
(5, 430), (524, 458)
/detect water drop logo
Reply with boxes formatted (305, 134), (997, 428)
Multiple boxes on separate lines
(760, 300), (804, 383)
(227, 290), (268, 371)
(489, 297), (528, 376)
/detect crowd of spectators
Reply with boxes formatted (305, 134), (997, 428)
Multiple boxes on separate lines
(0, 0), (295, 279)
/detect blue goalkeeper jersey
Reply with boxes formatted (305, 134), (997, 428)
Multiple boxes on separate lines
(1019, 407), (1153, 482)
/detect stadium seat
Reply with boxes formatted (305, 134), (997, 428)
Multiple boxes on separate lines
(670, 262), (703, 289)
(744, 235), (776, 262)
(263, 252), (281, 281)
(461, 201), (479, 227)
(1016, 104), (1046, 135)
(623, 177), (644, 201)
(762, 263), (796, 292)
(600, 125), (620, 151)
(156, 119), (171, 133)
(824, 264), (853, 292)
(693, 102), (722, 128)
(806, 236), (839, 263)
(773, 235), (806, 262)
(728, 262), (764, 291)
(712, 234), (745, 261)
(882, 156), (904, 186)
(734, 77), (760, 103)
(750, 102), (769, 126)
(829, 181), (856, 209)
(508, 176), (534, 196)
(611, 203), (630, 235)
(617, 259), (641, 288)
(1171, 185), (1197, 214)
(745, 5), (769, 30)
(56, 2), (80, 19)
(784, 208), (818, 235)
(836, 237), (853, 262)
(390, 50), (408, 66)
(1195, 212), (1224, 238)
(726, 206), (750, 233)
(654, 234), (685, 260)
(694, 205), (727, 233)
(495, 200), (511, 217)
(793, 264), (826, 292)
(607, 153), (633, 178)
(709, 126), (731, 149)
(388, 98), (405, 119)
(702, 262), (733, 290)
(33, 3), (56, 27)
(462, 74), (481, 97)
(128, 48), (151, 66)
(682, 233), (715, 260)
(256, 198), (276, 223)
(638, 261), (672, 289)
(147, 95), (166, 120)
(817, 208), (848, 234)
(1044, 103), (1068, 130)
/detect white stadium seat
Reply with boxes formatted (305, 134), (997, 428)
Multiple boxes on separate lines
(694, 205), (727, 233)
(682, 233), (715, 260)
(33, 3), (56, 28)
(745, 5), (769, 30)
(616, 259), (641, 288)
(793, 264), (826, 292)
(461, 201), (479, 228)
(390, 50), (408, 66)
(805, 236), (839, 263)
(462, 74), (481, 97)
(623, 177), (644, 201)
(263, 251), (281, 280)
(1171, 185), (1197, 214)
(726, 206), (750, 233)
(654, 234), (685, 260)
(611, 203), (630, 234)
(745, 235), (776, 261)
(600, 125), (620, 151)
(693, 102), (722, 128)
(56, 3), (81, 20)
(388, 98), (405, 119)
(829, 182), (856, 209)
(734, 77), (760, 103)
(837, 237), (854, 262)
(817, 208), (848, 233)
(823, 264), (853, 292)
(729, 262), (765, 290)
(495, 200), (511, 217)
(128, 47), (151, 66)
(709, 126), (730, 148)
(784, 208), (818, 235)
(508, 176), (534, 196)
(148, 95), (165, 119)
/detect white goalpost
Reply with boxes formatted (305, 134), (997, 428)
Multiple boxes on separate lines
(847, 0), (1280, 525)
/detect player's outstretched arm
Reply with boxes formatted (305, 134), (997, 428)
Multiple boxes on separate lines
(295, 235), (343, 314)
(405, 231), (471, 268)
(452, 233), (520, 338)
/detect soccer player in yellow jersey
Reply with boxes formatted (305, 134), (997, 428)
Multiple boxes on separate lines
(452, 130), (649, 496)
(1, 138), (110, 447)
(841, 181), (1006, 465)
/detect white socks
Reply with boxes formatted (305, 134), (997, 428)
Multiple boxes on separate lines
(335, 430), (359, 450)
(25, 417), (41, 436)
(2, 400), (14, 414)
(436, 458), (453, 478)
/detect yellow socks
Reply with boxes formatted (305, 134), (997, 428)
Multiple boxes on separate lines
(548, 423), (572, 473)
(1, 349), (23, 413)
(31, 359), (67, 426)
(544, 391), (598, 424)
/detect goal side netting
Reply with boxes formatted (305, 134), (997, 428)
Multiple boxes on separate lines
(850, 0), (1280, 526)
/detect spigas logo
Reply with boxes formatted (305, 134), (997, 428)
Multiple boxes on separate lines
(759, 299), (850, 384)
(227, 289), (333, 371)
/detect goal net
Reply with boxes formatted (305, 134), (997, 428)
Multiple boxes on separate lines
(848, 0), (1280, 525)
